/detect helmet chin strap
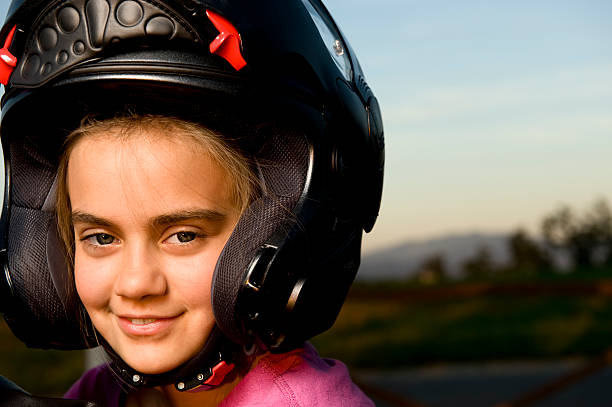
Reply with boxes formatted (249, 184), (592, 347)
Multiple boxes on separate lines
(101, 326), (240, 392)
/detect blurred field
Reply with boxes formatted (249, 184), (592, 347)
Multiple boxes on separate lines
(0, 319), (85, 396)
(313, 269), (612, 368)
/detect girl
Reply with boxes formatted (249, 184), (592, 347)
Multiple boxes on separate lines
(0, 0), (384, 405)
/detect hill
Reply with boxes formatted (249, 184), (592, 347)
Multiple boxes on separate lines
(358, 232), (511, 280)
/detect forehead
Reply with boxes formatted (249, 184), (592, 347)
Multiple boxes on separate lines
(66, 129), (237, 218)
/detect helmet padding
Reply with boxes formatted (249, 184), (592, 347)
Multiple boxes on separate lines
(213, 130), (309, 344)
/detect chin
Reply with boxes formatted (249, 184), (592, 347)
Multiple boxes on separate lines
(117, 344), (196, 375)
(123, 354), (184, 375)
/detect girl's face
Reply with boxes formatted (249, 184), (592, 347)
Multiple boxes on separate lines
(68, 131), (239, 374)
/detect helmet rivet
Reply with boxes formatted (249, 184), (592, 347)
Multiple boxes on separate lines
(177, 382), (185, 390)
(333, 40), (344, 56)
(132, 374), (140, 383)
(197, 373), (204, 381)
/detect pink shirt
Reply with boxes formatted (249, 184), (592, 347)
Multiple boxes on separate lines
(65, 343), (374, 406)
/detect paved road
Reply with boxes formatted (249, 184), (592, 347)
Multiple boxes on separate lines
(356, 359), (612, 407)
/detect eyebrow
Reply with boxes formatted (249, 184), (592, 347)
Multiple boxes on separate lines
(151, 209), (227, 228)
(71, 209), (227, 229)
(72, 212), (114, 227)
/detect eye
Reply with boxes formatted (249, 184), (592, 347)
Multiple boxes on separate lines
(165, 231), (201, 244)
(176, 231), (196, 243)
(81, 233), (119, 247)
(81, 233), (118, 246)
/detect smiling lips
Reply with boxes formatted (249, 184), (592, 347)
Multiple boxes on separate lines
(131, 318), (157, 325)
(116, 315), (180, 336)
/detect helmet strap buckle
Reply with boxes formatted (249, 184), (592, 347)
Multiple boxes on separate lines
(175, 351), (236, 392)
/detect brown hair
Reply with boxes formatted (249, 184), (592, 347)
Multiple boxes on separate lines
(55, 114), (260, 272)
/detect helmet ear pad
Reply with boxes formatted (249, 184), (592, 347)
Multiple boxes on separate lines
(2, 133), (87, 349)
(211, 129), (310, 346)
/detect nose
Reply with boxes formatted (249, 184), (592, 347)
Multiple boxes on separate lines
(114, 242), (167, 300)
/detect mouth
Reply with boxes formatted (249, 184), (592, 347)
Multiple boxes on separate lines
(116, 314), (182, 337)
(130, 318), (158, 325)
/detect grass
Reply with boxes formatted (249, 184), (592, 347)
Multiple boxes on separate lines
(312, 274), (612, 368)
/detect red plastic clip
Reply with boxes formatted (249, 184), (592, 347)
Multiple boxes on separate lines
(203, 360), (235, 386)
(0, 25), (18, 85)
(206, 10), (247, 71)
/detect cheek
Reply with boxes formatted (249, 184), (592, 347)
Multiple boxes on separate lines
(74, 249), (113, 309)
(168, 234), (231, 305)
(166, 253), (216, 305)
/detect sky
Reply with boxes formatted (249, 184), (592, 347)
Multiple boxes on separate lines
(0, 0), (610, 254)
(322, 0), (612, 253)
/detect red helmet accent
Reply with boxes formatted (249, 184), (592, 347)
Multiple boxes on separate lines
(0, 25), (18, 85)
(206, 9), (247, 71)
(204, 361), (235, 386)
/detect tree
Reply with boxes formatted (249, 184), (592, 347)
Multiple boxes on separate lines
(586, 200), (612, 265)
(541, 199), (612, 269)
(462, 246), (495, 279)
(507, 229), (551, 272)
(417, 253), (446, 284)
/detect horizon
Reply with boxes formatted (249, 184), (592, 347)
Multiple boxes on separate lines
(365, 196), (611, 256)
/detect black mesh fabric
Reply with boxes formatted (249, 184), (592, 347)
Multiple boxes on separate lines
(6, 206), (79, 347)
(3, 133), (83, 348)
(212, 131), (309, 343)
(8, 207), (60, 321)
(10, 137), (57, 208)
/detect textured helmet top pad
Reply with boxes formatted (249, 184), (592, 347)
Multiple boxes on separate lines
(9, 0), (204, 88)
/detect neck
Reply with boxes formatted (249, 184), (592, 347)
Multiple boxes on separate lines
(157, 374), (242, 407)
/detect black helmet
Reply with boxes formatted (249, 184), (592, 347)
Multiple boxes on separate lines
(0, 0), (384, 390)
